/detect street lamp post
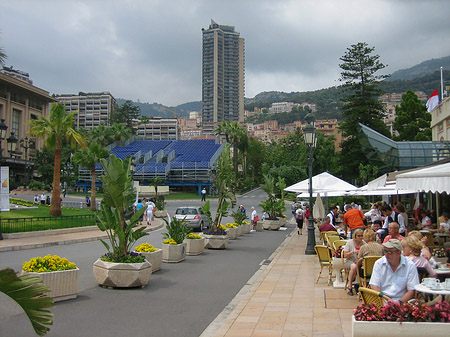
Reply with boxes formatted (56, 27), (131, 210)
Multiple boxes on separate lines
(20, 137), (35, 186)
(303, 120), (317, 255)
(7, 132), (18, 158)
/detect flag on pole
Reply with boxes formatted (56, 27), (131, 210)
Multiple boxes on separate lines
(426, 89), (439, 112)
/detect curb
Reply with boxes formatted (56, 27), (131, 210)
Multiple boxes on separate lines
(0, 221), (165, 253)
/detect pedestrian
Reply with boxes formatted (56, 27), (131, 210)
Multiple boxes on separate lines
(251, 207), (258, 231)
(146, 200), (154, 225)
(63, 188), (66, 198)
(295, 204), (304, 235)
(85, 195), (91, 208)
(201, 187), (206, 201)
(34, 194), (39, 204)
(238, 205), (246, 215)
(40, 193), (45, 205)
(46, 195), (51, 205)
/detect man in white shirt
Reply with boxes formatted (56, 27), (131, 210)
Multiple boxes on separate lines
(369, 239), (419, 303)
(381, 205), (406, 237)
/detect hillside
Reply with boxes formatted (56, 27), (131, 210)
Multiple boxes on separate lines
(388, 56), (450, 81)
(118, 55), (449, 121)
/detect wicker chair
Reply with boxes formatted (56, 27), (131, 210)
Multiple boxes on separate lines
(356, 256), (381, 288)
(359, 287), (391, 309)
(320, 231), (328, 244)
(314, 245), (333, 285)
(332, 240), (348, 283)
(326, 234), (340, 250)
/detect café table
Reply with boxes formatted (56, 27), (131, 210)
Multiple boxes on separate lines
(434, 232), (450, 242)
(435, 268), (450, 281)
(414, 283), (450, 297)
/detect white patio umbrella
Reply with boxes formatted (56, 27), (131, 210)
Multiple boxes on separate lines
(285, 172), (358, 194)
(312, 193), (325, 220)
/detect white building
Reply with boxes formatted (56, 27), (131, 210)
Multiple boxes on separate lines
(431, 96), (450, 142)
(135, 117), (178, 140)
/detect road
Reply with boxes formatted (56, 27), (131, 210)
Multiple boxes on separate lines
(0, 189), (295, 337)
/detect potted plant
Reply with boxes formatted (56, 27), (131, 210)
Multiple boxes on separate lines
(225, 222), (239, 240)
(22, 254), (79, 302)
(153, 196), (167, 218)
(201, 144), (235, 249)
(161, 217), (191, 262)
(259, 174), (286, 230)
(184, 233), (205, 256)
(134, 243), (163, 272)
(92, 154), (152, 288)
(232, 209), (250, 234)
(352, 299), (450, 337)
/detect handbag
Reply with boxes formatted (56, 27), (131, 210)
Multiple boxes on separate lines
(254, 215), (259, 222)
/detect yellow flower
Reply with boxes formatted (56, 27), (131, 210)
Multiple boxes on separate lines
(186, 233), (202, 239)
(163, 238), (177, 245)
(135, 243), (158, 252)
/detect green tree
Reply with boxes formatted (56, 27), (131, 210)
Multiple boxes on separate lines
(357, 163), (379, 186)
(229, 121), (246, 177)
(393, 90), (432, 141)
(313, 133), (339, 175)
(111, 123), (133, 144)
(214, 120), (232, 143)
(338, 42), (390, 181)
(246, 137), (266, 182)
(72, 142), (109, 210)
(110, 100), (140, 128)
(88, 124), (114, 146)
(30, 104), (86, 216)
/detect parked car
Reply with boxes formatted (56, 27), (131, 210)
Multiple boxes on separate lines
(174, 206), (210, 231)
(291, 200), (309, 214)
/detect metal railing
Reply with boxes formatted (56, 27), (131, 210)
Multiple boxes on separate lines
(0, 214), (97, 233)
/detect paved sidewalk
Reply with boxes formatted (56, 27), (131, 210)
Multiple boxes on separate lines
(0, 219), (164, 252)
(201, 229), (359, 337)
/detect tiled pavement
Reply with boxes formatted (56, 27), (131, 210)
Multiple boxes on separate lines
(201, 229), (359, 337)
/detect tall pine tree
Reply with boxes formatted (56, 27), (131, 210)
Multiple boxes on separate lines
(338, 42), (390, 182)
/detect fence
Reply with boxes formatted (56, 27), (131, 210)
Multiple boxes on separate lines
(0, 214), (97, 233)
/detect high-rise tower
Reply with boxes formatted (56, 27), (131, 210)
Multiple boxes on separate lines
(201, 20), (245, 128)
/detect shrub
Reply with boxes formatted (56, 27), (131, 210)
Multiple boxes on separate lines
(162, 217), (192, 244)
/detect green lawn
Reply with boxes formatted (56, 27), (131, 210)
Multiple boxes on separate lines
(1, 205), (93, 219)
(165, 192), (216, 200)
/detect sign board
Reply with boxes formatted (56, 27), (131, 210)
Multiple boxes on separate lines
(1, 166), (10, 211)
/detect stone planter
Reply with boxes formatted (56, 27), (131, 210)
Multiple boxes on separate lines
(241, 223), (251, 234)
(203, 234), (229, 249)
(154, 210), (167, 218)
(184, 238), (205, 256)
(263, 219), (281, 231)
(256, 221), (263, 232)
(162, 243), (186, 263)
(236, 225), (243, 237)
(93, 259), (152, 288)
(279, 217), (287, 226)
(226, 227), (238, 240)
(135, 249), (163, 272)
(24, 268), (79, 302)
(351, 315), (449, 337)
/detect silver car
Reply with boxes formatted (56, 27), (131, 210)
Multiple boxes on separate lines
(174, 206), (210, 231)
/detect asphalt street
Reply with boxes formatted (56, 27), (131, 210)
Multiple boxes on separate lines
(0, 189), (295, 337)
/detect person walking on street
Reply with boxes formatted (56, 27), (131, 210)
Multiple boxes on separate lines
(295, 204), (304, 235)
(251, 207), (258, 231)
(40, 193), (46, 205)
(201, 187), (206, 201)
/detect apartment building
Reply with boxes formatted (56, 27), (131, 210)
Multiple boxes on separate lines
(0, 66), (33, 85)
(201, 20), (245, 126)
(0, 72), (56, 185)
(430, 96), (450, 142)
(315, 118), (341, 151)
(135, 117), (178, 140)
(56, 92), (116, 130)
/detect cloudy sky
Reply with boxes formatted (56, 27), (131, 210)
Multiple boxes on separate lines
(1, 0), (449, 106)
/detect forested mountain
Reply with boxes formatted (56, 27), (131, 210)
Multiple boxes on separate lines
(118, 55), (449, 121)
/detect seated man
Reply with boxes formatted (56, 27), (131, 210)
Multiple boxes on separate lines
(369, 239), (419, 303)
(382, 222), (405, 243)
(319, 216), (335, 232)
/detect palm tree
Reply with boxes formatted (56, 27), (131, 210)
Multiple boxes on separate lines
(73, 142), (109, 210)
(30, 103), (86, 216)
(89, 124), (114, 147)
(0, 268), (53, 336)
(111, 123), (133, 145)
(214, 120), (232, 143)
(229, 122), (246, 177)
(0, 46), (7, 66)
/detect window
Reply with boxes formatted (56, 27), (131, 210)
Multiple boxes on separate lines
(12, 109), (21, 137)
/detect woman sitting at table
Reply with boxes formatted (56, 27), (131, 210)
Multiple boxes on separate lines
(408, 230), (436, 266)
(343, 228), (366, 296)
(420, 210), (436, 232)
(401, 236), (436, 278)
(438, 212), (450, 234)
(356, 229), (383, 279)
